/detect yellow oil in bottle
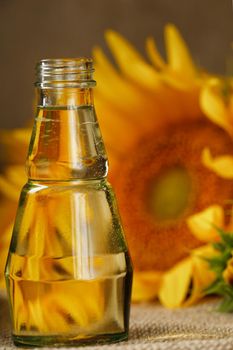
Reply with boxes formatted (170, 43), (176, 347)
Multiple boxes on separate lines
(6, 252), (132, 340)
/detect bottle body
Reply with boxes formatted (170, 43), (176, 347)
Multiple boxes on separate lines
(5, 179), (132, 346)
(5, 59), (133, 346)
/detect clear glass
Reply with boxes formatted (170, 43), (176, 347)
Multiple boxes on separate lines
(4, 59), (133, 347)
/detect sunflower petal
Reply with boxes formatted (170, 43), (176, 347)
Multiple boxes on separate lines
(187, 205), (224, 243)
(132, 271), (162, 302)
(146, 37), (166, 70)
(0, 198), (17, 233)
(202, 147), (233, 179)
(184, 244), (216, 306)
(158, 258), (192, 308)
(0, 128), (30, 165)
(165, 24), (196, 79)
(0, 174), (21, 201)
(93, 46), (144, 109)
(200, 78), (233, 133)
(105, 30), (160, 89)
(146, 37), (194, 89)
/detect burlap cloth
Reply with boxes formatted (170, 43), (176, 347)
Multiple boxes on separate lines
(1, 290), (233, 350)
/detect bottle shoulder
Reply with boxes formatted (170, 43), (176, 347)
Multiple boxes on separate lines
(21, 178), (113, 195)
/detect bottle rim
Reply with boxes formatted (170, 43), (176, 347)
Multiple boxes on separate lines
(35, 58), (96, 88)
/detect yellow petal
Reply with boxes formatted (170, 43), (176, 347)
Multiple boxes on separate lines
(0, 128), (30, 165)
(146, 37), (166, 70)
(146, 37), (194, 90)
(202, 147), (233, 179)
(93, 46), (145, 109)
(93, 46), (159, 149)
(0, 198), (17, 232)
(165, 24), (196, 79)
(184, 244), (217, 306)
(132, 271), (162, 302)
(159, 245), (217, 308)
(158, 258), (192, 308)
(105, 30), (161, 89)
(0, 174), (21, 201)
(200, 78), (233, 134)
(187, 205), (224, 243)
(5, 165), (26, 187)
(161, 71), (194, 90)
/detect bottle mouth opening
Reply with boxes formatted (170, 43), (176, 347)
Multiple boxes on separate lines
(35, 58), (96, 88)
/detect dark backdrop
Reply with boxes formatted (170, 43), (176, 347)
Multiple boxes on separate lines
(0, 0), (232, 128)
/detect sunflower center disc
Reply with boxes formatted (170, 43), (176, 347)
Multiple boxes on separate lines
(149, 166), (192, 221)
(113, 120), (233, 271)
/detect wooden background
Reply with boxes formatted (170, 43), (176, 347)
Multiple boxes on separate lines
(0, 0), (232, 128)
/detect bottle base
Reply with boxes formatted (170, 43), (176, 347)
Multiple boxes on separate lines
(12, 332), (128, 347)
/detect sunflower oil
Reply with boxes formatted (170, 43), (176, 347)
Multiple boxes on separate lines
(6, 252), (132, 343)
(5, 58), (133, 347)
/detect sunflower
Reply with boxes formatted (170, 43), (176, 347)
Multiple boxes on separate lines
(92, 24), (233, 304)
(0, 25), (233, 309)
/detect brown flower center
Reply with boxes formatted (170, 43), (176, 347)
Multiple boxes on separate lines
(149, 165), (192, 221)
(111, 119), (233, 271)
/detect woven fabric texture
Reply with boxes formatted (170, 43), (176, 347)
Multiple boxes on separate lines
(1, 291), (233, 350)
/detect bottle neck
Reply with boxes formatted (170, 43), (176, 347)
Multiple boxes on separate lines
(27, 87), (108, 181)
(36, 87), (94, 108)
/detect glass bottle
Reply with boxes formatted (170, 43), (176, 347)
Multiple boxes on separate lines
(5, 58), (133, 347)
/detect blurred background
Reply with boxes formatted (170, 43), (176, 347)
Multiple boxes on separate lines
(0, 0), (232, 129)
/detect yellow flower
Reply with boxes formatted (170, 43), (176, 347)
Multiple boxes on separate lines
(93, 25), (233, 306)
(0, 24), (233, 311)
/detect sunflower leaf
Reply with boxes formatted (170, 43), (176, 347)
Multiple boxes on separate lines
(204, 254), (230, 276)
(212, 241), (227, 252)
(204, 226), (233, 312)
(213, 225), (233, 247)
(205, 279), (226, 296)
(217, 297), (233, 313)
